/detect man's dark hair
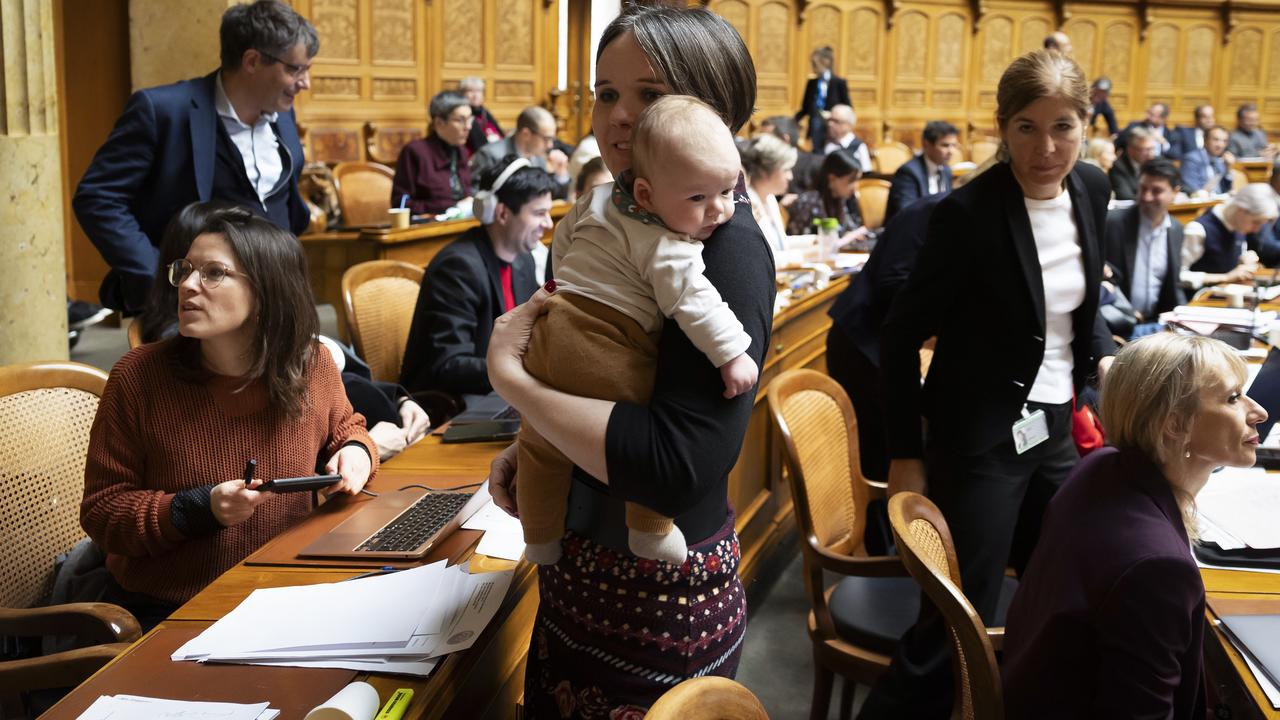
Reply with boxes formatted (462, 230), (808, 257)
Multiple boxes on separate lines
(1239, 102), (1259, 119)
(762, 116), (801, 147)
(480, 155), (557, 213)
(923, 120), (959, 144)
(1139, 157), (1181, 192)
(220, 1), (319, 71)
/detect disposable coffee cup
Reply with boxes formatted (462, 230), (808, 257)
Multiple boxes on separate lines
(305, 681), (380, 720)
(389, 208), (411, 229)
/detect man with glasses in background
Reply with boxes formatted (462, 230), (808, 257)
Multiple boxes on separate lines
(469, 105), (572, 199)
(74, 0), (316, 315)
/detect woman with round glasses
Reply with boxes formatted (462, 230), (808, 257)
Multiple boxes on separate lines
(81, 205), (377, 627)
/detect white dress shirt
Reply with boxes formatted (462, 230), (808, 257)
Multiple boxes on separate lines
(823, 134), (873, 173)
(1130, 212), (1170, 317)
(923, 156), (942, 194)
(215, 73), (283, 207)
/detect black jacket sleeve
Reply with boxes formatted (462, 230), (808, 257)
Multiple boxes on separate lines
(399, 249), (492, 395)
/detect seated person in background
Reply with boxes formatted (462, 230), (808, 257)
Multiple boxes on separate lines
(1103, 158), (1185, 335)
(1122, 102), (1172, 156)
(1087, 76), (1119, 137)
(740, 133), (797, 253)
(471, 105), (571, 200)
(572, 156), (612, 201)
(399, 158), (554, 399)
(391, 91), (473, 215)
(81, 207), (377, 626)
(1109, 127), (1157, 200)
(759, 115), (822, 195)
(822, 104), (873, 173)
(786, 148), (867, 239)
(885, 120), (958, 222)
(1228, 103), (1277, 160)
(1169, 105), (1219, 160)
(1043, 31), (1072, 53)
(1003, 333), (1265, 719)
(460, 76), (504, 154)
(1083, 137), (1117, 174)
(1180, 125), (1234, 196)
(515, 95), (758, 566)
(1182, 183), (1280, 288)
(136, 203), (429, 462)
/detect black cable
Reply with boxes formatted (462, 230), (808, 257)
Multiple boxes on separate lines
(396, 481), (485, 493)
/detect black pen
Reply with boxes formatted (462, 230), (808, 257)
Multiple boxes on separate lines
(243, 459), (257, 491)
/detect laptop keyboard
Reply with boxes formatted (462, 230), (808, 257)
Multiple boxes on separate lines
(355, 492), (474, 553)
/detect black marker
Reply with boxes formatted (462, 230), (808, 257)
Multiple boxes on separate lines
(243, 459), (257, 491)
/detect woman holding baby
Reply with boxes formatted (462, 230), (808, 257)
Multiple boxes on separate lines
(484, 6), (774, 717)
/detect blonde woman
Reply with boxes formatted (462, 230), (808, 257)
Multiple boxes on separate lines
(863, 49), (1116, 717)
(1003, 333), (1264, 718)
(740, 133), (796, 252)
(1083, 136), (1116, 173)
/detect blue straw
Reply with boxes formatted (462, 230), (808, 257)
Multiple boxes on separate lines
(399, 194), (409, 209)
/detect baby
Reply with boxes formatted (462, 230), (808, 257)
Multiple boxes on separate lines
(516, 95), (758, 565)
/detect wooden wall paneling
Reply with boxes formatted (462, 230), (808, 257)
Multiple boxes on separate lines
(1098, 16), (1140, 123)
(1137, 8), (1220, 129)
(707, 0), (795, 122)
(1223, 11), (1280, 132)
(883, 2), (969, 145)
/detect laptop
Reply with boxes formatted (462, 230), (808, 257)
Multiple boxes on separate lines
(298, 488), (486, 560)
(1248, 347), (1280, 468)
(441, 392), (520, 443)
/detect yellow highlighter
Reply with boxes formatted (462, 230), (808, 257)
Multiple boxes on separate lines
(376, 688), (414, 720)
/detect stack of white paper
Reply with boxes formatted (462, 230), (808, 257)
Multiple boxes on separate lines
(462, 484), (526, 561)
(171, 561), (513, 676)
(1159, 305), (1277, 336)
(1197, 467), (1280, 549)
(77, 695), (277, 720)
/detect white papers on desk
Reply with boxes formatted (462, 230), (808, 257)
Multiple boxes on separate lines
(76, 695), (277, 720)
(1160, 305), (1277, 334)
(1196, 467), (1280, 549)
(462, 486), (526, 561)
(172, 561), (513, 677)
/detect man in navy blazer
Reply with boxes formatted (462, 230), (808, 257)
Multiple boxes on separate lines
(1167, 105), (1218, 161)
(884, 121), (958, 223)
(73, 0), (316, 314)
(1180, 125), (1234, 196)
(794, 46), (851, 151)
(1104, 158), (1186, 334)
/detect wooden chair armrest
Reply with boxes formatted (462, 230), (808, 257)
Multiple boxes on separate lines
(811, 545), (908, 577)
(0, 604), (141, 644)
(985, 625), (1004, 651)
(0, 642), (132, 693)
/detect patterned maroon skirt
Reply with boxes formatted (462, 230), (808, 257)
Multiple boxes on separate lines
(523, 513), (747, 719)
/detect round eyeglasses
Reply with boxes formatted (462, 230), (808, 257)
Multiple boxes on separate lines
(168, 259), (238, 289)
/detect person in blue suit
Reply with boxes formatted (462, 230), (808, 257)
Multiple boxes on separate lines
(73, 0), (316, 314)
(1167, 105), (1217, 161)
(1179, 125), (1234, 196)
(884, 121), (957, 223)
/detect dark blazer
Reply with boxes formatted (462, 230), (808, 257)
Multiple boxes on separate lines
(794, 74), (850, 147)
(1179, 147), (1232, 195)
(1089, 99), (1119, 136)
(830, 193), (945, 365)
(1104, 205), (1186, 317)
(1002, 447), (1206, 720)
(881, 161), (1115, 458)
(1109, 156), (1141, 200)
(399, 226), (537, 395)
(885, 155), (953, 223)
(466, 105), (505, 154)
(1168, 125), (1200, 160)
(73, 71), (309, 313)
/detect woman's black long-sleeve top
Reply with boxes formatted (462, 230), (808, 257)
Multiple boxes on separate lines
(566, 195), (776, 546)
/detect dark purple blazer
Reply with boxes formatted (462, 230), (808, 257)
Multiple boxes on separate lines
(1002, 446), (1207, 719)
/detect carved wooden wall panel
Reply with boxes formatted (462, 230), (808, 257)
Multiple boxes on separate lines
(313, 0), (358, 63)
(1064, 18), (1097, 78)
(371, 0), (413, 64)
(1147, 24), (1179, 86)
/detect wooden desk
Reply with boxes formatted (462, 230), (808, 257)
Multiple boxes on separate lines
(301, 204), (570, 319)
(1240, 160), (1275, 184)
(1202, 581), (1280, 719)
(1170, 197), (1221, 227)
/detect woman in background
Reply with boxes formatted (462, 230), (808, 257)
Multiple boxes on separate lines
(786, 148), (866, 239)
(741, 133), (797, 253)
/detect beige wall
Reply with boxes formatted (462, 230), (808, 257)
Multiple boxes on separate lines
(128, 0), (230, 90)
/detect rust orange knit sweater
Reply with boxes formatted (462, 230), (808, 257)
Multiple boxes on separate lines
(81, 340), (378, 605)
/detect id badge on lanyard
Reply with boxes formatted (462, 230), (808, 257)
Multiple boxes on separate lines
(1012, 405), (1049, 455)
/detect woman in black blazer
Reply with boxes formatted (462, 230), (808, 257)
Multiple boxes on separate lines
(1004, 333), (1264, 718)
(858, 50), (1117, 719)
